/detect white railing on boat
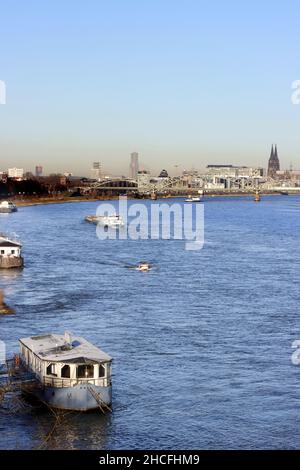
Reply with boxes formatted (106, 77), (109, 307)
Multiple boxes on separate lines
(43, 376), (111, 388)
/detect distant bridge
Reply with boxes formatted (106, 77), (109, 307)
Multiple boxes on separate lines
(81, 179), (138, 193)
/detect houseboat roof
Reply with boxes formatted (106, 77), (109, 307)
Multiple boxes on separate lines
(19, 333), (112, 364)
(0, 239), (21, 247)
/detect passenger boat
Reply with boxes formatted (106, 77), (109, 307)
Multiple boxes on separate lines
(85, 215), (124, 227)
(185, 195), (202, 202)
(0, 234), (23, 269)
(18, 332), (112, 411)
(0, 201), (18, 213)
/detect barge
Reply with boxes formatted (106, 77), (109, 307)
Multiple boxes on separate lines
(85, 214), (124, 227)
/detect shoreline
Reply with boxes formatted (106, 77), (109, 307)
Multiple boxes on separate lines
(6, 191), (299, 208)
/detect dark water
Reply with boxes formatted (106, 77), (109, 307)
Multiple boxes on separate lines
(0, 195), (300, 449)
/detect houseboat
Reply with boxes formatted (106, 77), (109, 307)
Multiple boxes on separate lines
(0, 201), (18, 213)
(0, 234), (23, 269)
(19, 332), (112, 411)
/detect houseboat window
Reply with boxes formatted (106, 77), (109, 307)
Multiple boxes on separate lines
(46, 363), (57, 376)
(99, 364), (105, 378)
(11, 250), (15, 254)
(77, 364), (94, 378)
(1, 250), (4, 254)
(61, 365), (70, 378)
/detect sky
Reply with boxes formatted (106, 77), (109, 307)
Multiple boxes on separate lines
(1, 0), (300, 176)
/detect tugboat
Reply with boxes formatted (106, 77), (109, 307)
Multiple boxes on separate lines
(18, 332), (112, 411)
(0, 234), (23, 269)
(0, 201), (17, 213)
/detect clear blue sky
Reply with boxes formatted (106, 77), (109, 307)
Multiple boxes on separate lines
(1, 0), (300, 175)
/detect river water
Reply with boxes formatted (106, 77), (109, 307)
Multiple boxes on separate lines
(0, 195), (300, 449)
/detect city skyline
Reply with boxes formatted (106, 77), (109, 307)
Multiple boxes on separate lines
(0, 145), (286, 179)
(1, 1), (300, 174)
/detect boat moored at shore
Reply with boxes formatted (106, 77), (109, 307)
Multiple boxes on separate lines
(185, 195), (202, 202)
(0, 234), (23, 269)
(0, 201), (18, 213)
(18, 332), (112, 411)
(254, 190), (261, 202)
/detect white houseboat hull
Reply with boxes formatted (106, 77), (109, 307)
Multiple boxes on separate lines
(26, 383), (112, 411)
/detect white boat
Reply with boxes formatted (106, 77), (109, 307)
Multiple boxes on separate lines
(85, 215), (124, 227)
(0, 201), (18, 213)
(0, 234), (23, 269)
(18, 332), (112, 411)
(136, 262), (152, 272)
(185, 195), (202, 202)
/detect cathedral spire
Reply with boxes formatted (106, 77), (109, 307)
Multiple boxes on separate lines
(268, 144), (280, 178)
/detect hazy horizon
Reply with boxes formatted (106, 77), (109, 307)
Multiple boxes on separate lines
(1, 1), (300, 175)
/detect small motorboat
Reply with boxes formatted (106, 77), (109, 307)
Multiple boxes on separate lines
(136, 262), (152, 272)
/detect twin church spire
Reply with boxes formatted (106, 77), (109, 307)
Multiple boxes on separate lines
(268, 144), (280, 178)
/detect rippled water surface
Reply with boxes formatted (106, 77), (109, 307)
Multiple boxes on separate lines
(1, 195), (300, 449)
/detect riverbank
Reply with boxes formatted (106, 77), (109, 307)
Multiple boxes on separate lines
(13, 196), (118, 207)
(4, 191), (299, 208)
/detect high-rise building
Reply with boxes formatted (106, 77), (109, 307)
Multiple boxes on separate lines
(129, 152), (139, 180)
(90, 162), (102, 180)
(268, 145), (280, 178)
(35, 165), (43, 177)
(8, 168), (24, 179)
